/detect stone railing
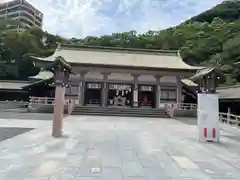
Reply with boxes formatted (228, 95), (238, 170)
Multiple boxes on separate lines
(165, 103), (197, 118)
(87, 99), (101, 105)
(166, 103), (197, 110)
(67, 99), (76, 115)
(165, 103), (197, 112)
(218, 112), (240, 136)
(29, 97), (54, 105)
(29, 96), (72, 105)
(29, 96), (77, 115)
(0, 100), (29, 109)
(219, 112), (240, 126)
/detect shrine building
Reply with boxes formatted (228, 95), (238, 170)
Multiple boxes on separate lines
(27, 44), (201, 109)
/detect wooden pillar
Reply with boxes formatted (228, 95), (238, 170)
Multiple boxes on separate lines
(78, 72), (86, 106)
(211, 73), (217, 93)
(101, 82), (108, 107)
(78, 82), (81, 105)
(203, 77), (207, 92)
(155, 76), (161, 108)
(101, 73), (109, 107)
(133, 74), (139, 108)
(81, 82), (86, 105)
(156, 85), (161, 108)
(176, 76), (182, 104)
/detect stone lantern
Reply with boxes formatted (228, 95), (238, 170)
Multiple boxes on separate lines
(45, 56), (73, 137)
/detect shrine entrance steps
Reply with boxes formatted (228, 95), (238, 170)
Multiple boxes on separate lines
(71, 106), (170, 118)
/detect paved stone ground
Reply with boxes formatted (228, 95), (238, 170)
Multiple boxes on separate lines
(1, 116), (240, 179)
(172, 118), (197, 126)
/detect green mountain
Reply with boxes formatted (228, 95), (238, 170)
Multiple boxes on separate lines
(189, 0), (240, 23)
(0, 0), (240, 85)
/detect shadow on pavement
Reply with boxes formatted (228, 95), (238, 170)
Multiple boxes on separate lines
(0, 127), (33, 142)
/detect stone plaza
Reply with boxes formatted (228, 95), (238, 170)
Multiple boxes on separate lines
(0, 115), (240, 180)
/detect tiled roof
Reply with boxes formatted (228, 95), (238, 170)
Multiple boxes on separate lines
(217, 85), (240, 99)
(0, 81), (30, 90)
(31, 44), (202, 70)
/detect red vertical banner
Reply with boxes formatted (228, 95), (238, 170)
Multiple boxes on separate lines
(204, 128), (207, 137)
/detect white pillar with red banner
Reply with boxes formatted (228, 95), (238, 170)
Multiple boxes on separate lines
(197, 93), (220, 142)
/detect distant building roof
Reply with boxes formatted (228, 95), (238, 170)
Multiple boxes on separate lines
(0, 80), (30, 90)
(31, 44), (203, 70)
(217, 85), (240, 100)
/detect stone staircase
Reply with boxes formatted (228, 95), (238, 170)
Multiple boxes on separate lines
(72, 106), (170, 118)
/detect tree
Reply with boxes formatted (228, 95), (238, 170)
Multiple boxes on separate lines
(0, 18), (59, 80)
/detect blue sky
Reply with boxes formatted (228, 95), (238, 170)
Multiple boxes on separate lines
(2, 0), (225, 38)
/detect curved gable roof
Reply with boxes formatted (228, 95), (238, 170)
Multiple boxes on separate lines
(32, 44), (202, 70)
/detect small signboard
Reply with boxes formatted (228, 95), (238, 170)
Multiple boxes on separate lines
(140, 85), (153, 92)
(87, 83), (101, 89)
(109, 84), (132, 91)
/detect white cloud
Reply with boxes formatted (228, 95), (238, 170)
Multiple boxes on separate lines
(1, 0), (226, 38)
